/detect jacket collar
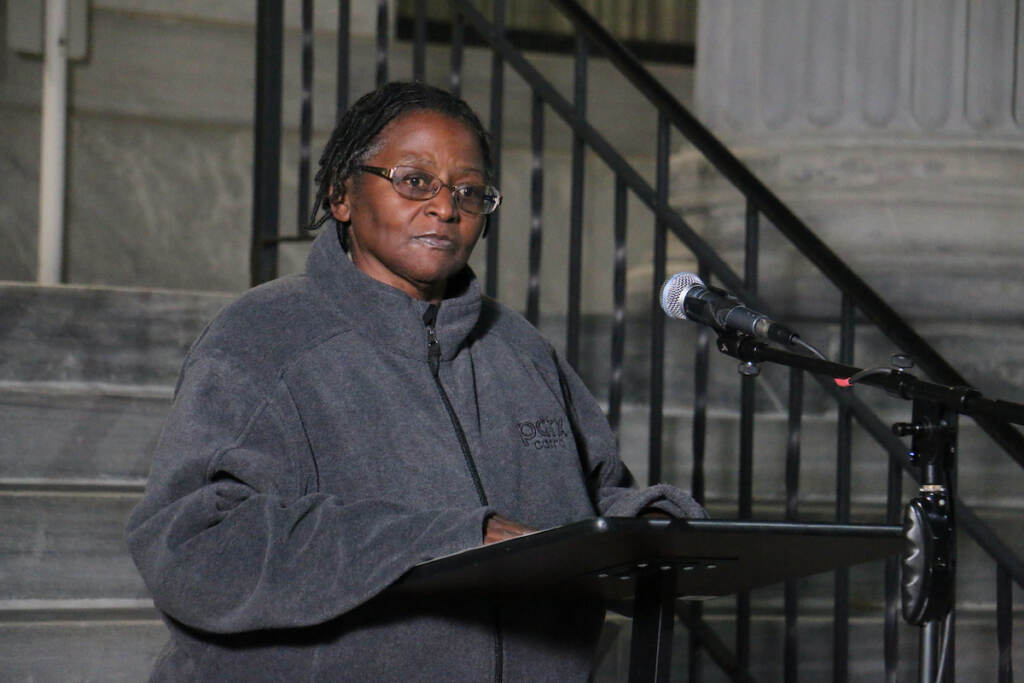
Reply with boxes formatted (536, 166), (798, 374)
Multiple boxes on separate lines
(305, 224), (482, 362)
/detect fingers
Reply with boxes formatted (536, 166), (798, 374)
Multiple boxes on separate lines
(483, 514), (536, 545)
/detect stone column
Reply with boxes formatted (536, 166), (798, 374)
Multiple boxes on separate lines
(695, 0), (1024, 135)
(671, 0), (1024, 400)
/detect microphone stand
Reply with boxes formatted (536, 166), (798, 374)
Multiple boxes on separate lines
(713, 332), (1024, 682)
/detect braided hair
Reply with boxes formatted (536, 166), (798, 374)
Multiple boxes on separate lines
(308, 81), (494, 248)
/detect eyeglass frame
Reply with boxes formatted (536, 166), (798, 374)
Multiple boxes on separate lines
(357, 165), (502, 215)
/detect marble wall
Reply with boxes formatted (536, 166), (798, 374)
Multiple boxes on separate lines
(0, 1), (693, 317)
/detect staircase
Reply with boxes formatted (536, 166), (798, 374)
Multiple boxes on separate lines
(1, 282), (1019, 680)
(0, 283), (231, 679)
(3, 0), (1023, 680)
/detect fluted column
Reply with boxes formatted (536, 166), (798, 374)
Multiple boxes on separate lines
(695, 0), (1024, 135)
(670, 0), (1024, 345)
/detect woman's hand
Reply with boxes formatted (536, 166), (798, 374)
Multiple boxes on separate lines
(484, 514), (536, 544)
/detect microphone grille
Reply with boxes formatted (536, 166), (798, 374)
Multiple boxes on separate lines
(660, 272), (704, 319)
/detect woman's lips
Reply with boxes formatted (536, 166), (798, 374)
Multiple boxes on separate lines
(413, 234), (455, 249)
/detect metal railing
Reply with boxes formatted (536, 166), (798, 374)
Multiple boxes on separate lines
(251, 1), (1021, 680)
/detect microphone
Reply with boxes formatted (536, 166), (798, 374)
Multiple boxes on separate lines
(660, 272), (799, 345)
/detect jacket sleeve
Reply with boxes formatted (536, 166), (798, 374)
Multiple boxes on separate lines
(125, 355), (492, 635)
(553, 352), (708, 520)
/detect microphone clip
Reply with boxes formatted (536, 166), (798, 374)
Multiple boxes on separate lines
(714, 331), (766, 378)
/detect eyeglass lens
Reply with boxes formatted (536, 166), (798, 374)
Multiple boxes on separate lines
(390, 166), (500, 215)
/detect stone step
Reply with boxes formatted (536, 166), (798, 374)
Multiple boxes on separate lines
(4, 380), (1020, 519)
(0, 282), (231, 387)
(595, 608), (1024, 682)
(1, 490), (1015, 612)
(633, 409), (1024, 510)
(2, 605), (1018, 682)
(0, 492), (148, 603)
(0, 385), (169, 486)
(0, 392), (1016, 611)
(5, 281), (1021, 413)
(5, 285), (1020, 506)
(0, 615), (167, 682)
(7, 273), (1024, 403)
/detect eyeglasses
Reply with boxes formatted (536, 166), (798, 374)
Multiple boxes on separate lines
(358, 165), (502, 215)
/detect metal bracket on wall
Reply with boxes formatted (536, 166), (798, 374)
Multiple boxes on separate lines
(7, 0), (90, 61)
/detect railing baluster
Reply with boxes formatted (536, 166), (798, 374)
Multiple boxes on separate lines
(485, 0), (505, 299)
(884, 438), (903, 682)
(450, 9), (464, 97)
(412, 0), (426, 81)
(690, 258), (711, 682)
(739, 199), (759, 520)
(784, 365), (803, 682)
(297, 0), (313, 231)
(736, 199), (759, 672)
(648, 111), (669, 486)
(834, 291), (855, 683)
(251, 0), (283, 286)
(997, 563), (1013, 682)
(526, 92), (544, 327)
(336, 0), (349, 116)
(567, 32), (587, 369)
(692, 259), (710, 508)
(607, 175), (627, 436)
(686, 601), (704, 683)
(375, 0), (388, 86)
(947, 425), (959, 681)
(785, 371), (803, 521)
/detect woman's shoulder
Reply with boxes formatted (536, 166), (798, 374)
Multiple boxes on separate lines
(477, 296), (555, 358)
(186, 274), (350, 374)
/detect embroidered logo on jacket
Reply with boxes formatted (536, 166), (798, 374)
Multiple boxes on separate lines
(517, 417), (570, 450)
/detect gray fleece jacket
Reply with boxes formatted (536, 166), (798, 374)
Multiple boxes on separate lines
(126, 226), (705, 682)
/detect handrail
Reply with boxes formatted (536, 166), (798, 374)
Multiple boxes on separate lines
(451, 0), (1024, 591)
(548, 0), (1024, 472)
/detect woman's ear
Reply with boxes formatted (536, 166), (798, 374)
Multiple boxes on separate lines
(328, 183), (351, 223)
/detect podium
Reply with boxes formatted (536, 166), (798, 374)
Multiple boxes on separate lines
(391, 517), (904, 682)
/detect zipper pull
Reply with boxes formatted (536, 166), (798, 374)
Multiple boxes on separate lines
(423, 304), (441, 376)
(427, 326), (441, 376)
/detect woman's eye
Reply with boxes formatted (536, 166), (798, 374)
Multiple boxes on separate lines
(399, 172), (433, 190)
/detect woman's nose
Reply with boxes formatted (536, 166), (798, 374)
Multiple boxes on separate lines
(425, 184), (458, 220)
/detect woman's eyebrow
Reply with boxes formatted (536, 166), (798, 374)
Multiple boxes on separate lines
(395, 155), (484, 176)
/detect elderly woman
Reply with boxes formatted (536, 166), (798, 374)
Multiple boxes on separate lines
(127, 81), (704, 681)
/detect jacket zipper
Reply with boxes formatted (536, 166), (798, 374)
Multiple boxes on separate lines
(425, 311), (488, 508)
(423, 306), (502, 683)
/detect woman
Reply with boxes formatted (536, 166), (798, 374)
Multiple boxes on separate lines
(127, 82), (704, 681)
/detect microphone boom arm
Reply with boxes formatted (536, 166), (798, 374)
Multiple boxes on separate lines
(713, 332), (1024, 427)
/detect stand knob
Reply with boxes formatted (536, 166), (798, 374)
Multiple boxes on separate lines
(893, 422), (924, 437)
(737, 361), (760, 377)
(891, 353), (914, 370)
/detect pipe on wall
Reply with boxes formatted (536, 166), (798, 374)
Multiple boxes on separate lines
(37, 0), (69, 284)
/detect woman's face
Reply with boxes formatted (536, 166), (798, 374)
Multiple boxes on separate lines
(330, 110), (488, 302)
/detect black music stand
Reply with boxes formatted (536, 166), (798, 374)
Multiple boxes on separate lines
(391, 517), (904, 682)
